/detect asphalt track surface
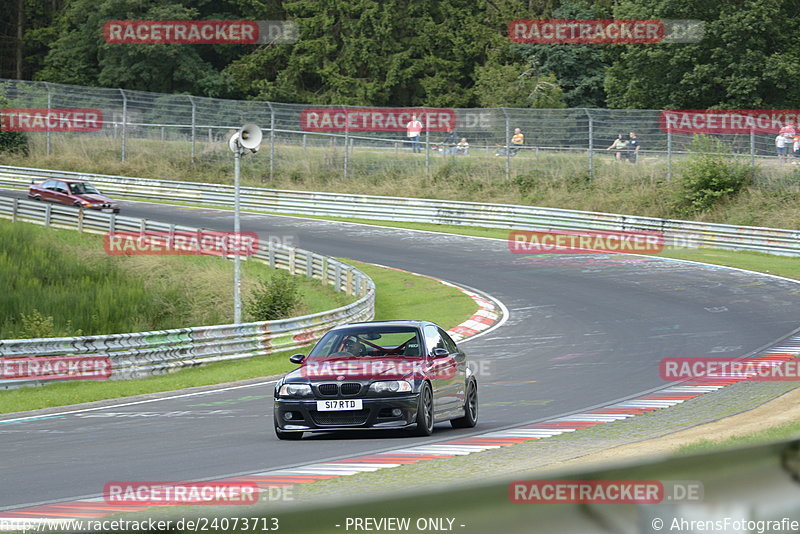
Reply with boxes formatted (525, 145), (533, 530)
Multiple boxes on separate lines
(2, 193), (800, 510)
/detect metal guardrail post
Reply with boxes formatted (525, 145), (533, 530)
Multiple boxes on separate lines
(189, 95), (196, 162)
(77, 209), (84, 232)
(44, 203), (51, 226)
(11, 199), (18, 222)
(335, 264), (342, 292)
(119, 88), (127, 162)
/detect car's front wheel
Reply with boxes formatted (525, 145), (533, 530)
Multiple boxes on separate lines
(451, 379), (478, 428)
(274, 421), (303, 441)
(412, 382), (434, 436)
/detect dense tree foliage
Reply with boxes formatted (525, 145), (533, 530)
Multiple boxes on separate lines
(2, 0), (798, 109)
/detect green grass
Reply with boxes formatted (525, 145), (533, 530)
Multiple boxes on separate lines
(0, 256), (477, 415)
(0, 219), (353, 338)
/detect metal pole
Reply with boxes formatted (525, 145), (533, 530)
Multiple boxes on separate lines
(189, 95), (196, 162)
(585, 109), (593, 179)
(45, 83), (52, 156)
(119, 88), (127, 162)
(268, 102), (275, 182)
(343, 107), (349, 179)
(233, 148), (242, 324)
(504, 111), (511, 180)
(424, 112), (430, 173)
(667, 129), (673, 180)
(750, 129), (756, 168)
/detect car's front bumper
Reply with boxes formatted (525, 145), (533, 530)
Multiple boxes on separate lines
(274, 394), (420, 432)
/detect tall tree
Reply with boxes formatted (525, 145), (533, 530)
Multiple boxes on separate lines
(224, 0), (512, 106)
(605, 0), (800, 109)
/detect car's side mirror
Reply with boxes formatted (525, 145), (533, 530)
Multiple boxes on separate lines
(289, 354), (306, 365)
(431, 348), (449, 358)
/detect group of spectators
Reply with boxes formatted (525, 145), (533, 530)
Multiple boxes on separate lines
(775, 121), (800, 163)
(606, 132), (641, 163)
(406, 115), (524, 157)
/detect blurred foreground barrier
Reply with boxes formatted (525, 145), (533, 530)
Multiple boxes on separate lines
(0, 195), (375, 389)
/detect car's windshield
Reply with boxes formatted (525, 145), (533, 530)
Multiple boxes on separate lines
(309, 327), (422, 358)
(68, 182), (100, 195)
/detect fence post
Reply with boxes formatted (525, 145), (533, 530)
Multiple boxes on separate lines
(503, 108), (511, 180)
(750, 129), (756, 168)
(189, 95), (196, 163)
(343, 106), (349, 179)
(584, 109), (593, 179)
(119, 88), (127, 162)
(11, 199), (18, 222)
(667, 129), (673, 180)
(45, 82), (52, 156)
(268, 102), (275, 182)
(424, 111), (430, 174)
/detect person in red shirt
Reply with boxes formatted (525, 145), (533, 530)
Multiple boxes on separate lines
(406, 114), (423, 153)
(779, 120), (796, 138)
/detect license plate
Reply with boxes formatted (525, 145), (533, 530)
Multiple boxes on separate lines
(101, 208), (113, 213)
(316, 399), (362, 411)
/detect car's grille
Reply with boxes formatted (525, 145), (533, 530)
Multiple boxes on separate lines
(318, 384), (338, 396)
(316, 383), (362, 396)
(340, 383), (361, 396)
(310, 409), (369, 426)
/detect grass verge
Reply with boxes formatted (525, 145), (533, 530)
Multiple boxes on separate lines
(2, 135), (799, 229)
(0, 219), (354, 338)
(0, 258), (477, 415)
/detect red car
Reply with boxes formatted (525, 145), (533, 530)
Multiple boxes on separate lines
(28, 179), (120, 214)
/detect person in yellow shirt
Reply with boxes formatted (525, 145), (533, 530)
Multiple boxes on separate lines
(496, 128), (524, 156)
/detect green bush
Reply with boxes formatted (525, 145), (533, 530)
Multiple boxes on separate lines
(246, 270), (301, 321)
(673, 135), (754, 214)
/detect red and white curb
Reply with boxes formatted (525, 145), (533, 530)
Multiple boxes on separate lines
(361, 262), (507, 342)
(4, 334), (797, 521)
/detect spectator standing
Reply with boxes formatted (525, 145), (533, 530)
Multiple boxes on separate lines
(627, 132), (641, 163)
(406, 114), (423, 153)
(496, 127), (524, 156)
(607, 134), (628, 160)
(792, 134), (800, 163)
(455, 138), (469, 155)
(776, 133), (788, 161)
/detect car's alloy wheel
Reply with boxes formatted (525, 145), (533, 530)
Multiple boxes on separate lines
(451, 379), (478, 428)
(413, 383), (434, 436)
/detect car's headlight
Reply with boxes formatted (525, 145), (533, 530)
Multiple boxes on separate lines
(369, 380), (412, 394)
(278, 384), (313, 398)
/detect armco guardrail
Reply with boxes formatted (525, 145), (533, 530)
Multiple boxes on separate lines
(0, 195), (374, 389)
(1, 165), (798, 256)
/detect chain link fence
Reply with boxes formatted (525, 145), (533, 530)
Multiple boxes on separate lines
(0, 78), (795, 185)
